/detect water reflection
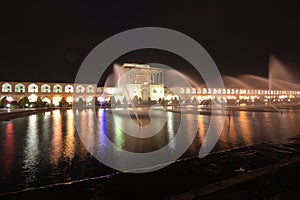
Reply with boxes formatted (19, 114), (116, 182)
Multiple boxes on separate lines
(167, 112), (175, 151)
(51, 110), (62, 166)
(64, 110), (75, 161)
(42, 111), (51, 141)
(23, 115), (39, 184)
(113, 115), (125, 152)
(185, 114), (198, 153)
(1, 108), (300, 194)
(236, 112), (253, 145)
(1, 123), (15, 178)
(78, 110), (97, 153)
(86, 109), (95, 152)
(226, 112), (238, 147)
(98, 109), (108, 157)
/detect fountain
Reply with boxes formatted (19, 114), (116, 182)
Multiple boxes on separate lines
(99, 54), (300, 115)
(269, 55), (296, 89)
(268, 55), (296, 113)
(111, 64), (142, 127)
(221, 75), (250, 89)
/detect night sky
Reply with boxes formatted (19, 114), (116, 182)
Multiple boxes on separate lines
(1, 1), (300, 85)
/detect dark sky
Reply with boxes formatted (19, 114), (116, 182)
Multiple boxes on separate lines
(1, 1), (300, 84)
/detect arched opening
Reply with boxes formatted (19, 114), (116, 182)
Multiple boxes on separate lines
(15, 83), (26, 93)
(65, 85), (74, 93)
(86, 85), (95, 93)
(41, 84), (51, 93)
(76, 85), (84, 93)
(53, 84), (62, 93)
(28, 83), (38, 93)
(42, 97), (51, 104)
(2, 83), (12, 93)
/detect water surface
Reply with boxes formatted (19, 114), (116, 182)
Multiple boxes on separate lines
(0, 108), (300, 193)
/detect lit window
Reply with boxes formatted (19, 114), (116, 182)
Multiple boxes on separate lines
(186, 88), (190, 94)
(53, 84), (62, 93)
(41, 84), (51, 93)
(2, 83), (12, 93)
(76, 85), (84, 93)
(180, 88), (184, 94)
(86, 85), (95, 94)
(28, 84), (38, 93)
(65, 85), (74, 93)
(15, 83), (25, 93)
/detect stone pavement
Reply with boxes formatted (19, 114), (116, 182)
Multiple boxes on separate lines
(168, 157), (300, 200)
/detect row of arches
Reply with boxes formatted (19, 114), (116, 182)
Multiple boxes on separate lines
(36, 96), (93, 106)
(1, 83), (95, 94)
(178, 87), (298, 95)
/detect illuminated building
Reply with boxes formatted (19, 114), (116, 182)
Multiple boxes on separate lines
(0, 81), (96, 106)
(1, 63), (300, 106)
(120, 63), (164, 101)
(166, 87), (300, 104)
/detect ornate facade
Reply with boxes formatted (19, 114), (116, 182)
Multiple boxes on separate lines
(1, 63), (300, 107)
(0, 81), (97, 106)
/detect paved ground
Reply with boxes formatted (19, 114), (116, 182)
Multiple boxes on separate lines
(168, 157), (300, 200)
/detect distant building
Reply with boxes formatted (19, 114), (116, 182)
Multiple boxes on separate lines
(1, 63), (299, 106)
(0, 81), (97, 106)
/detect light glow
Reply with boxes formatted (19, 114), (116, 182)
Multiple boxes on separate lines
(66, 96), (73, 103)
(53, 96), (62, 106)
(28, 94), (38, 102)
(97, 96), (105, 102)
(6, 97), (13, 102)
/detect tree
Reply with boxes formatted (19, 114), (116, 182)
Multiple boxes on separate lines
(178, 97), (183, 104)
(201, 99), (211, 106)
(110, 96), (116, 106)
(0, 97), (7, 108)
(122, 97), (128, 105)
(147, 97), (152, 105)
(74, 97), (85, 107)
(160, 97), (166, 105)
(36, 97), (44, 107)
(173, 97), (179, 106)
(116, 99), (121, 105)
(18, 97), (30, 108)
(192, 97), (197, 104)
(93, 97), (100, 106)
(158, 98), (162, 104)
(132, 95), (138, 105)
(59, 97), (69, 107)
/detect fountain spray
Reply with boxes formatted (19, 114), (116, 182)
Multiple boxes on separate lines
(268, 55), (282, 114)
(114, 64), (142, 127)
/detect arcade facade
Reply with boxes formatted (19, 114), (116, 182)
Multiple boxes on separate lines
(1, 63), (300, 106)
(0, 81), (97, 106)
